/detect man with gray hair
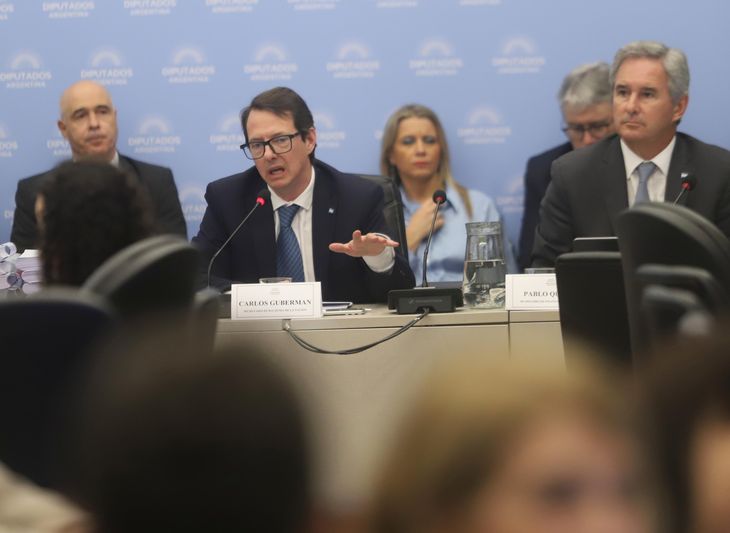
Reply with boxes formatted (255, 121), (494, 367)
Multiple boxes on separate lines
(531, 40), (730, 267)
(518, 62), (613, 270)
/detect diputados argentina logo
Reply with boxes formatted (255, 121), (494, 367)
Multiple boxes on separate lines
(162, 47), (215, 84)
(123, 0), (176, 16)
(409, 39), (463, 77)
(42, 1), (95, 18)
(0, 52), (52, 89)
(127, 116), (181, 154)
(46, 128), (72, 158)
(81, 49), (134, 86)
(179, 186), (206, 224)
(457, 107), (512, 144)
(326, 42), (380, 79)
(0, 125), (19, 158)
(312, 112), (346, 150)
(206, 0), (258, 13)
(209, 113), (245, 152)
(288, 0), (340, 10)
(0, 1), (15, 21)
(492, 37), (545, 75)
(244, 44), (298, 82)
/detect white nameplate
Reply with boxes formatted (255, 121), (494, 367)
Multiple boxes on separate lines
(505, 274), (559, 310)
(231, 282), (323, 320)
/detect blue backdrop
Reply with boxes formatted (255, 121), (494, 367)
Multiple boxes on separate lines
(2, 0), (729, 253)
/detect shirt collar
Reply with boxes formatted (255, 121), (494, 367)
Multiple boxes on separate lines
(72, 150), (120, 167)
(269, 166), (316, 212)
(621, 136), (676, 180)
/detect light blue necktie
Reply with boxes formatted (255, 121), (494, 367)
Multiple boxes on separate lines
(276, 204), (304, 282)
(634, 161), (656, 205)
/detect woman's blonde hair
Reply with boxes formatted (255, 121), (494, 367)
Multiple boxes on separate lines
(369, 356), (644, 533)
(379, 104), (473, 218)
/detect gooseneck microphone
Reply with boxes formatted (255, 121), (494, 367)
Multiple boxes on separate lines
(672, 173), (697, 204)
(387, 188), (462, 313)
(207, 188), (271, 288)
(421, 189), (447, 287)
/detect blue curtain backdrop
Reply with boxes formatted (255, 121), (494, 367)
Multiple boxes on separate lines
(1, 0), (729, 249)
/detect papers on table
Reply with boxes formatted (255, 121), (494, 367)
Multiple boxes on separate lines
(0, 244), (42, 291)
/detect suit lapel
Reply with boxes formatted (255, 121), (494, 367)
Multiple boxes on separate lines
(599, 137), (630, 233)
(665, 134), (689, 205)
(311, 167), (338, 283)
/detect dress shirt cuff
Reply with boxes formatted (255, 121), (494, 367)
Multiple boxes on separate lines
(363, 233), (395, 273)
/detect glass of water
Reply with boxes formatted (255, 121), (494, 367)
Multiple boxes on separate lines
(462, 221), (506, 308)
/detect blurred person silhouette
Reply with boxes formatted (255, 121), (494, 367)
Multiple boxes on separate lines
(369, 356), (656, 533)
(642, 329), (730, 533)
(518, 62), (613, 270)
(36, 160), (154, 287)
(380, 104), (517, 281)
(68, 324), (311, 533)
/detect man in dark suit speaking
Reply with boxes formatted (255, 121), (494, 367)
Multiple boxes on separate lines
(10, 81), (187, 251)
(532, 41), (730, 267)
(192, 87), (414, 303)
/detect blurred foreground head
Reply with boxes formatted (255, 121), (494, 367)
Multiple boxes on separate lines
(72, 324), (310, 533)
(370, 356), (655, 533)
(37, 160), (154, 286)
(643, 330), (730, 533)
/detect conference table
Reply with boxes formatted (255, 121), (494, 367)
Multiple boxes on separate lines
(215, 305), (563, 509)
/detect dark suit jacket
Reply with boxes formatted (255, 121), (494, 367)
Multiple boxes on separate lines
(518, 142), (572, 271)
(10, 154), (187, 251)
(192, 160), (415, 303)
(532, 133), (730, 267)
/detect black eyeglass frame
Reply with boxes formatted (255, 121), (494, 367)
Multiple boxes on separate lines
(240, 131), (303, 160)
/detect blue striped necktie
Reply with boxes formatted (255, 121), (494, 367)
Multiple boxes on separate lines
(634, 161), (656, 205)
(276, 204), (304, 282)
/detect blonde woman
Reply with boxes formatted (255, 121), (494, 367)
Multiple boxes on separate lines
(380, 104), (516, 281)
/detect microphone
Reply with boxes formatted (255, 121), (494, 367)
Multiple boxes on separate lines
(672, 172), (696, 204)
(387, 188), (463, 313)
(421, 189), (447, 287)
(206, 188), (270, 288)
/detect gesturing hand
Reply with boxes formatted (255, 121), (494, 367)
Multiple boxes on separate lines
(329, 230), (400, 257)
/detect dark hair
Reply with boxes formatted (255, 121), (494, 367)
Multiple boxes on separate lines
(72, 325), (311, 533)
(240, 86), (316, 162)
(38, 160), (154, 286)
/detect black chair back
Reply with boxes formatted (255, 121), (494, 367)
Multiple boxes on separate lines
(82, 235), (200, 319)
(640, 284), (713, 350)
(555, 251), (632, 366)
(616, 203), (730, 356)
(358, 174), (408, 260)
(635, 263), (728, 313)
(0, 288), (114, 488)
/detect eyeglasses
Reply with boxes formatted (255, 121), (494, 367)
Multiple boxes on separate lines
(561, 121), (611, 139)
(240, 132), (301, 160)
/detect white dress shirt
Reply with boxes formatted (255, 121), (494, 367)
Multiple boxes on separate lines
(621, 137), (676, 205)
(268, 168), (395, 282)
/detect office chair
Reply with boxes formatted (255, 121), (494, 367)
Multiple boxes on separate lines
(82, 235), (200, 319)
(555, 251), (632, 367)
(0, 288), (114, 488)
(635, 263), (728, 314)
(641, 284), (714, 351)
(617, 202), (730, 358)
(358, 174), (408, 260)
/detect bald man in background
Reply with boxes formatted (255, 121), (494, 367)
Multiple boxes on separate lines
(10, 80), (187, 251)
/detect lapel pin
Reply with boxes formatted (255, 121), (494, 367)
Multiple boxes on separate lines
(328, 207), (335, 214)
